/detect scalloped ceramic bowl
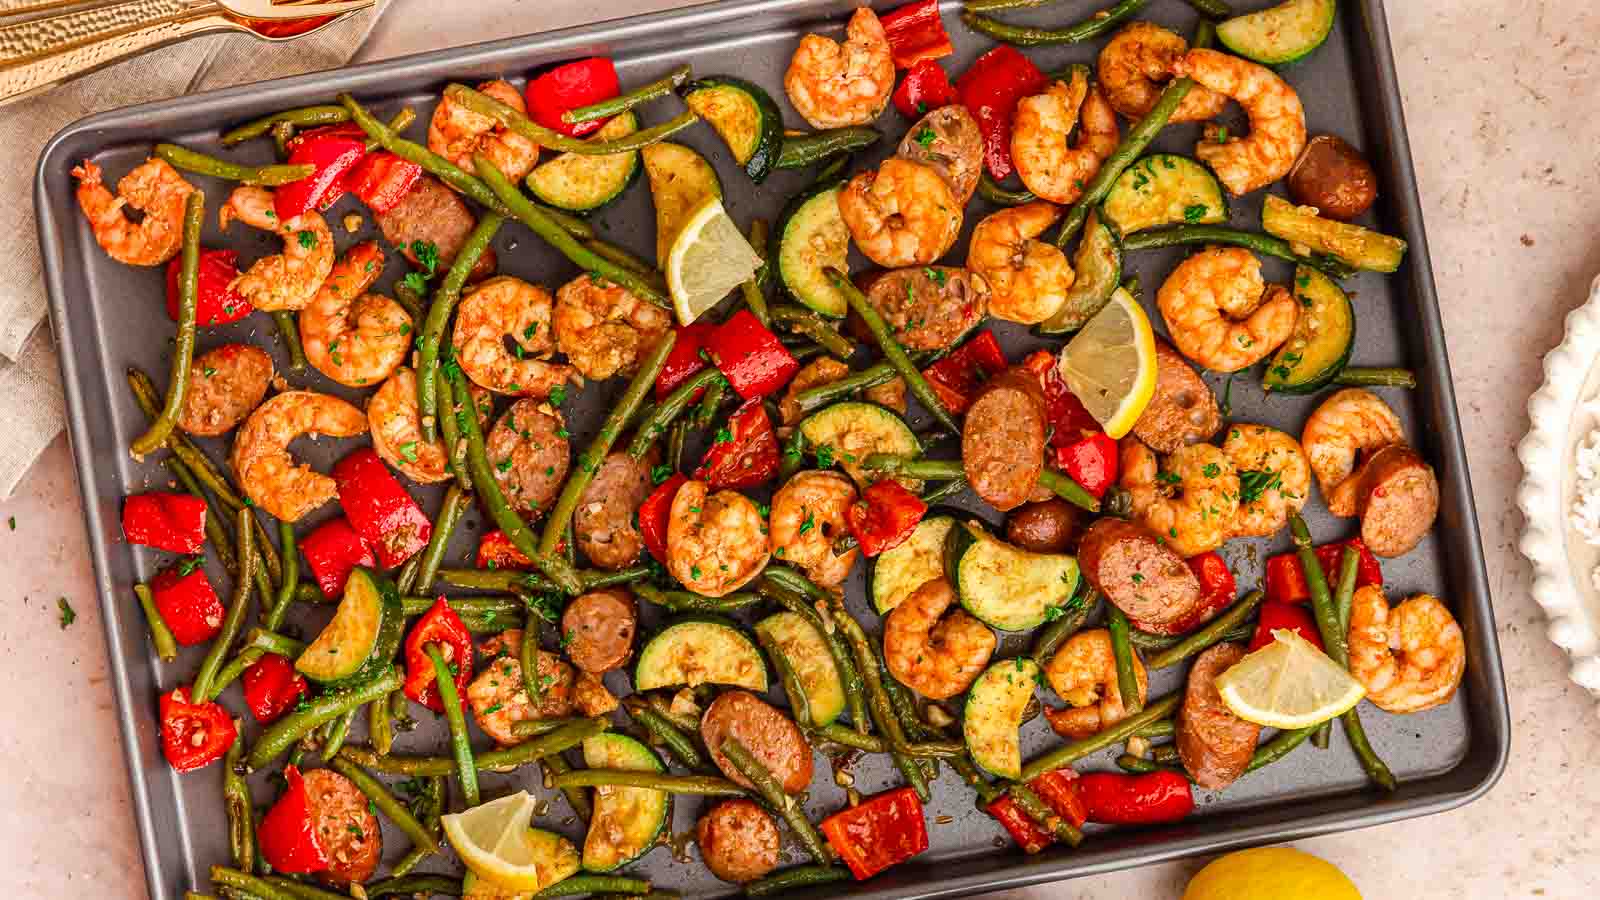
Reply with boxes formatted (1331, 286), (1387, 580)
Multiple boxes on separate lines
(1518, 274), (1600, 690)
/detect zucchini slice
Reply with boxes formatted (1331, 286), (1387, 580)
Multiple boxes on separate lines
(581, 733), (670, 872)
(754, 612), (846, 727)
(869, 514), (956, 614)
(944, 522), (1079, 632)
(797, 401), (922, 491)
(1102, 154), (1227, 235)
(681, 76), (784, 182)
(1263, 265), (1355, 394)
(1262, 194), (1407, 273)
(1217, 0), (1337, 66)
(525, 111), (641, 213)
(635, 616), (768, 692)
(774, 179), (851, 317)
(1036, 210), (1123, 334)
(295, 567), (403, 687)
(964, 657), (1041, 781)
(461, 830), (580, 899)
(641, 142), (723, 264)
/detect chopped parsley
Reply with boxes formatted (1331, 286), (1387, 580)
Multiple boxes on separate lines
(398, 441), (419, 463)
(549, 385), (567, 406)
(57, 597), (75, 629)
(651, 464), (673, 485)
(924, 267), (946, 287)
(713, 427), (733, 445)
(798, 511), (815, 536)
(296, 230), (317, 250)
(914, 127), (937, 148)
(402, 271), (429, 296)
(177, 555), (206, 576)
(1183, 203), (1209, 224)
(1237, 469), (1283, 505)
(411, 240), (440, 276)
(1156, 470), (1181, 486)
(1201, 462), (1221, 478)
(815, 444), (835, 468)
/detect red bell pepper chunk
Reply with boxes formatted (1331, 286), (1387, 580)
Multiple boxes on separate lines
(639, 473), (687, 564)
(166, 248), (252, 327)
(402, 598), (475, 713)
(880, 0), (954, 69)
(1249, 601), (1325, 652)
(1077, 771), (1195, 825)
(655, 323), (718, 402)
(1265, 538), (1384, 605)
(344, 151), (423, 214)
(150, 560), (225, 646)
(694, 398), (780, 489)
(258, 765), (332, 873)
(158, 685), (236, 773)
(274, 133), (367, 221)
(122, 492), (207, 554)
(923, 329), (1008, 414)
(1057, 434), (1118, 499)
(241, 652), (310, 724)
(477, 530), (534, 570)
(848, 479), (928, 557)
(299, 516), (376, 599)
(1021, 351), (1103, 448)
(987, 794), (1053, 854)
(820, 786), (929, 880)
(956, 45), (1047, 181)
(986, 768), (1087, 853)
(333, 448), (432, 569)
(526, 57), (620, 138)
(704, 310), (799, 401)
(893, 59), (960, 118)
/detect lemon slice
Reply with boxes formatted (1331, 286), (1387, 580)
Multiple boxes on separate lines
(665, 196), (763, 325)
(442, 791), (547, 891)
(1056, 287), (1157, 438)
(1214, 629), (1367, 729)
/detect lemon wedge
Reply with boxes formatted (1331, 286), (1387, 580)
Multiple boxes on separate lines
(1214, 629), (1367, 729)
(665, 196), (763, 324)
(442, 791), (550, 891)
(1056, 287), (1157, 438)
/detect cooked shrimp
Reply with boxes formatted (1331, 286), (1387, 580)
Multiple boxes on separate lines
(783, 7), (895, 129)
(838, 157), (961, 269)
(1222, 423), (1311, 538)
(1301, 388), (1404, 516)
(553, 273), (673, 381)
(1042, 629), (1148, 739)
(883, 577), (995, 700)
(368, 368), (449, 484)
(1012, 70), (1121, 206)
(428, 79), (540, 182)
(300, 241), (411, 388)
(1347, 587), (1465, 714)
(1120, 437), (1240, 557)
(1171, 48), (1307, 196)
(467, 630), (575, 746)
(1156, 246), (1298, 373)
(219, 186), (335, 312)
(769, 470), (858, 587)
(453, 276), (581, 398)
(968, 202), (1074, 325)
(572, 671), (620, 717)
(1097, 22), (1227, 124)
(779, 358), (850, 425)
(230, 391), (367, 522)
(71, 158), (195, 266)
(667, 480), (770, 597)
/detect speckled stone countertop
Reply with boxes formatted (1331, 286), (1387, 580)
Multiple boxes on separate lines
(5, 1), (1597, 896)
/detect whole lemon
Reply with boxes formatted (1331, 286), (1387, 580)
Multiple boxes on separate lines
(1183, 847), (1361, 900)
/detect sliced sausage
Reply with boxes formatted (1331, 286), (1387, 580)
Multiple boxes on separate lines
(1131, 338), (1221, 454)
(561, 588), (637, 674)
(896, 105), (984, 205)
(467, 630), (575, 746)
(1006, 499), (1082, 554)
(862, 266), (988, 352)
(701, 690), (814, 795)
(376, 175), (497, 283)
(301, 768), (381, 886)
(963, 367), (1048, 512)
(1288, 134), (1378, 222)
(486, 399), (570, 517)
(779, 358), (850, 425)
(1177, 643), (1261, 791)
(572, 670), (620, 716)
(180, 344), (273, 436)
(1077, 518), (1202, 632)
(575, 449), (655, 569)
(1356, 444), (1439, 558)
(697, 799), (781, 883)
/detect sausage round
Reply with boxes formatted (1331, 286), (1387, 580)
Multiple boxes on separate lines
(696, 799), (781, 883)
(1177, 642), (1262, 791)
(862, 266), (988, 352)
(561, 588), (637, 674)
(896, 105), (984, 205)
(963, 367), (1048, 512)
(1356, 444), (1439, 558)
(701, 690), (814, 795)
(486, 399), (570, 517)
(300, 768), (382, 886)
(180, 344), (273, 437)
(1131, 338), (1221, 454)
(1077, 518), (1202, 631)
(376, 175), (497, 283)
(1006, 499), (1082, 554)
(575, 450), (655, 569)
(1287, 134), (1378, 222)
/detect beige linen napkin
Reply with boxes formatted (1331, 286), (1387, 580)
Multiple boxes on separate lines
(0, 5), (387, 499)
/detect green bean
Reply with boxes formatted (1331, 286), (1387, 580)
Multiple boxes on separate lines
(1038, 469), (1101, 512)
(396, 554), (422, 596)
(565, 64), (692, 124)
(1032, 590), (1099, 664)
(1341, 707), (1397, 790)
(1008, 782), (1084, 846)
(209, 868), (341, 900)
(1184, 0), (1233, 18)
(222, 726), (254, 871)
(248, 668), (400, 770)
(270, 121), (296, 160)
(963, 0), (1058, 12)
(862, 454), (1099, 512)
(919, 478), (967, 506)
(554, 769), (745, 796)
(791, 361), (897, 415)
(128, 370), (238, 506)
(185, 893), (221, 900)
(1121, 226), (1357, 280)
(1149, 743), (1181, 764)
(534, 876), (652, 898)
(629, 368), (725, 459)
(805, 724), (964, 758)
(416, 213), (503, 443)
(434, 372), (473, 492)
(132, 191), (204, 458)
(160, 457), (236, 574)
(133, 583), (179, 663)
(341, 716), (606, 776)
(961, 0), (1148, 47)
(1106, 606), (1144, 715)
(758, 572), (868, 733)
(449, 83), (698, 155)
(427, 643), (479, 805)
(1334, 366), (1416, 389)
(223, 105), (349, 144)
(771, 303), (855, 360)
(508, 718), (584, 740)
(259, 875), (350, 900)
(1135, 719), (1176, 740)
(633, 583), (760, 614)
(400, 595), (526, 627)
(368, 689), (395, 757)
(154, 144), (314, 186)
(328, 757), (441, 856)
(532, 752), (590, 822)
(667, 419), (689, 472)
(745, 865), (852, 896)
(977, 172), (1037, 206)
(434, 566), (650, 596)
(691, 376), (729, 431)
(270, 311), (307, 373)
(241, 627), (304, 658)
(721, 738), (832, 865)
(1021, 694), (1181, 781)
(1129, 623), (1254, 652)
(774, 128), (881, 170)
(1243, 727), (1314, 776)
(193, 509), (256, 702)
(320, 708), (357, 759)
(415, 485), (470, 595)
(365, 875), (463, 898)
(643, 693), (705, 735)
(756, 623), (816, 728)
(828, 268), (961, 436)
(741, 219), (773, 327)
(582, 239), (667, 294)
(390, 277), (427, 321)
(1115, 753), (1187, 776)
(1147, 590), (1266, 670)
(390, 774), (444, 876)
(341, 93), (510, 213)
(267, 521), (298, 629)
(1335, 545), (1360, 637)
